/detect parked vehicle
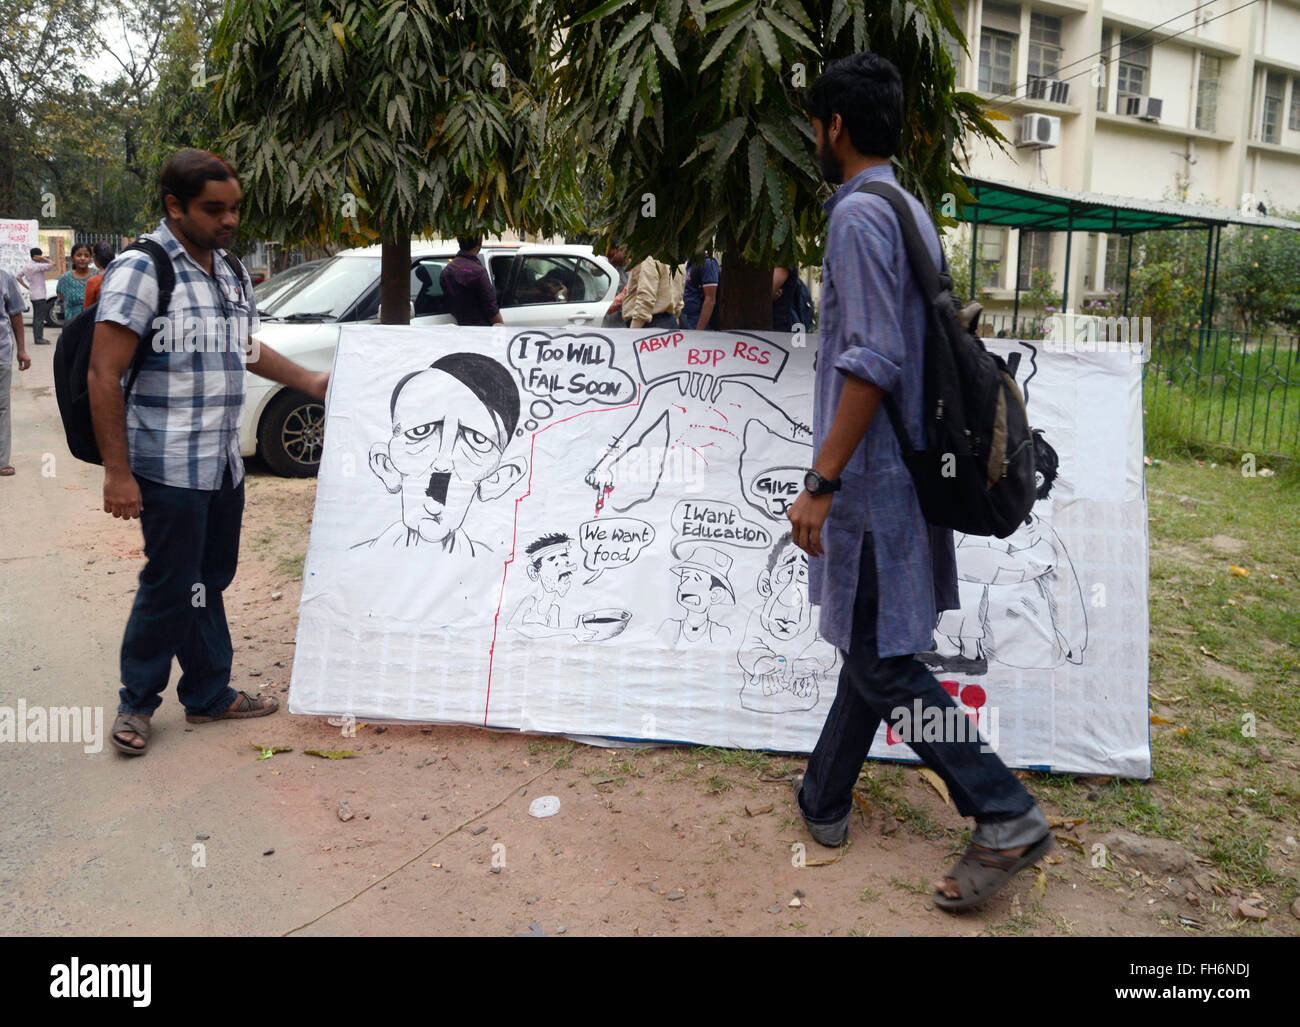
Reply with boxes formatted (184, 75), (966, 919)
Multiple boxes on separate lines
(253, 259), (324, 315)
(242, 240), (620, 477)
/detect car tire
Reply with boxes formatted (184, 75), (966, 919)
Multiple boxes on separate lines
(47, 298), (65, 328)
(258, 388), (326, 477)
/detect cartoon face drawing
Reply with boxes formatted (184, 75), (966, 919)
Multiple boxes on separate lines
(674, 564), (733, 613)
(527, 534), (577, 598)
(758, 536), (811, 641)
(362, 353), (527, 551)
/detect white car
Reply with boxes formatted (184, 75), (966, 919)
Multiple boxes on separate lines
(241, 240), (620, 476)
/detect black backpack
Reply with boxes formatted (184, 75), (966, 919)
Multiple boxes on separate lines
(53, 240), (246, 465)
(855, 181), (1037, 539)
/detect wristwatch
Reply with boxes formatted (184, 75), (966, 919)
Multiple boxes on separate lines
(803, 470), (842, 496)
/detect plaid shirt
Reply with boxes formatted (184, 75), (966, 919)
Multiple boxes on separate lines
(95, 220), (257, 490)
(810, 166), (958, 657)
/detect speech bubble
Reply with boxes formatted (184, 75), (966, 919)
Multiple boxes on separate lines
(670, 499), (772, 559)
(632, 330), (790, 387)
(578, 517), (655, 584)
(738, 418), (813, 521)
(747, 466), (804, 517)
(508, 330), (636, 410)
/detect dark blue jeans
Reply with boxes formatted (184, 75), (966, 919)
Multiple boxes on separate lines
(118, 466), (243, 719)
(799, 532), (1044, 847)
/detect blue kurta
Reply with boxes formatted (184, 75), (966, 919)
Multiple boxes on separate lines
(809, 165), (958, 657)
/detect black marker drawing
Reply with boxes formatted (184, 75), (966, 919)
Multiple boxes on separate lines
(739, 419), (813, 520)
(508, 533), (597, 641)
(585, 372), (811, 512)
(919, 430), (1088, 673)
(657, 544), (735, 647)
(355, 352), (528, 553)
(737, 533), (837, 713)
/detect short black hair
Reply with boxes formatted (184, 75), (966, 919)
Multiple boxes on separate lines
(92, 242), (115, 268)
(804, 51), (904, 159)
(1032, 428), (1059, 501)
(70, 243), (92, 260)
(158, 148), (238, 215)
(29, 247), (42, 258)
(526, 532), (572, 567)
(457, 235), (482, 253)
(389, 351), (521, 442)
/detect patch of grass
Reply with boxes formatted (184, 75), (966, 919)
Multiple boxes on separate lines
(705, 774), (733, 795)
(858, 886), (881, 903)
(889, 875), (929, 896)
(275, 553), (305, 580)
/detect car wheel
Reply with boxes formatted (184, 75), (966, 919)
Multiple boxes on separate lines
(47, 298), (65, 328)
(258, 388), (326, 477)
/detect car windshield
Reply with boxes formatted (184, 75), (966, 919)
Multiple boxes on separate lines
(254, 263), (314, 308)
(258, 255), (382, 320)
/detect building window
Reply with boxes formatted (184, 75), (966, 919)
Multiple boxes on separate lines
(1017, 231), (1052, 291)
(1196, 54), (1220, 132)
(1116, 32), (1150, 103)
(979, 30), (1016, 95)
(977, 229), (1007, 291)
(1289, 77), (1300, 132)
(1083, 233), (1098, 291)
(1263, 72), (1285, 143)
(1028, 13), (1063, 81)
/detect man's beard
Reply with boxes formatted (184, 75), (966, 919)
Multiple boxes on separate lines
(816, 139), (844, 185)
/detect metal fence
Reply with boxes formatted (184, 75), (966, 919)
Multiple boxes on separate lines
(1145, 328), (1299, 459)
(972, 312), (1298, 459)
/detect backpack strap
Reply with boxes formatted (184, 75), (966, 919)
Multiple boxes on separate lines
(850, 180), (948, 458)
(117, 238), (176, 400)
(220, 251), (248, 303)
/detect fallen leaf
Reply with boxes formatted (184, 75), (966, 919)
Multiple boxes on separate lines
(304, 749), (360, 759)
(1229, 565), (1250, 577)
(804, 849), (845, 867)
(918, 767), (952, 807)
(1197, 645), (1220, 660)
(1149, 692), (1186, 703)
(1043, 854), (1063, 865)
(251, 744), (292, 760)
(1054, 834), (1085, 853)
(1029, 867), (1047, 900)
(1150, 715), (1174, 725)
(1049, 817), (1086, 828)
(851, 790), (872, 817)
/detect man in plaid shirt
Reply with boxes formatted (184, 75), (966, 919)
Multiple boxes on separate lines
(90, 149), (329, 756)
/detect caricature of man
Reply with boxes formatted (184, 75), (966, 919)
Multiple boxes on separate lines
(657, 545), (735, 647)
(356, 352), (528, 553)
(738, 532), (837, 713)
(921, 430), (1087, 672)
(508, 533), (596, 641)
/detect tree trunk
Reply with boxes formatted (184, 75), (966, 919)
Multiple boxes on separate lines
(717, 246), (771, 331)
(380, 236), (411, 325)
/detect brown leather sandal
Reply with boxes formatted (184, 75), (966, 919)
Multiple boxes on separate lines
(186, 690), (280, 723)
(111, 713), (150, 756)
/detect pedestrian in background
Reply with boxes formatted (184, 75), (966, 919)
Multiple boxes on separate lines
(0, 267), (31, 476)
(57, 243), (95, 323)
(772, 265), (798, 332)
(83, 242), (117, 309)
(601, 242), (630, 328)
(17, 248), (54, 345)
(682, 252), (720, 330)
(439, 235), (504, 327)
(622, 255), (681, 330)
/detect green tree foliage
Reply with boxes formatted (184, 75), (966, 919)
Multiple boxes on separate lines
(548, 0), (1002, 327)
(1217, 216), (1300, 334)
(0, 0), (98, 218)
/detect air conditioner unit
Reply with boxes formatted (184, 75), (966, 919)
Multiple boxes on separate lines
(1027, 77), (1071, 104)
(1123, 95), (1164, 122)
(1017, 113), (1061, 149)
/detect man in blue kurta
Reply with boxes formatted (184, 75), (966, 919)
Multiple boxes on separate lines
(786, 52), (1053, 912)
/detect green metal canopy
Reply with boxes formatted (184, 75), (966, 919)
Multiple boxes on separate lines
(952, 176), (1300, 324)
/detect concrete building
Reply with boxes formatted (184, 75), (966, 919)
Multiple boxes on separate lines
(950, 0), (1300, 311)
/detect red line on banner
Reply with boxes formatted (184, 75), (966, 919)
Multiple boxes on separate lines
(482, 385), (644, 725)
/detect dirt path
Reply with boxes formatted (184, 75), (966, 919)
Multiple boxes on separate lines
(1, 344), (1290, 936)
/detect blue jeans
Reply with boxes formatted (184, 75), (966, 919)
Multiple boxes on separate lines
(118, 465), (243, 718)
(798, 532), (1047, 849)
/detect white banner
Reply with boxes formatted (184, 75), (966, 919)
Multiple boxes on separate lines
(0, 219), (38, 279)
(289, 325), (1150, 778)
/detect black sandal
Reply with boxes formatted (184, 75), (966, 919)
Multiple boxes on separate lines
(933, 832), (1055, 912)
